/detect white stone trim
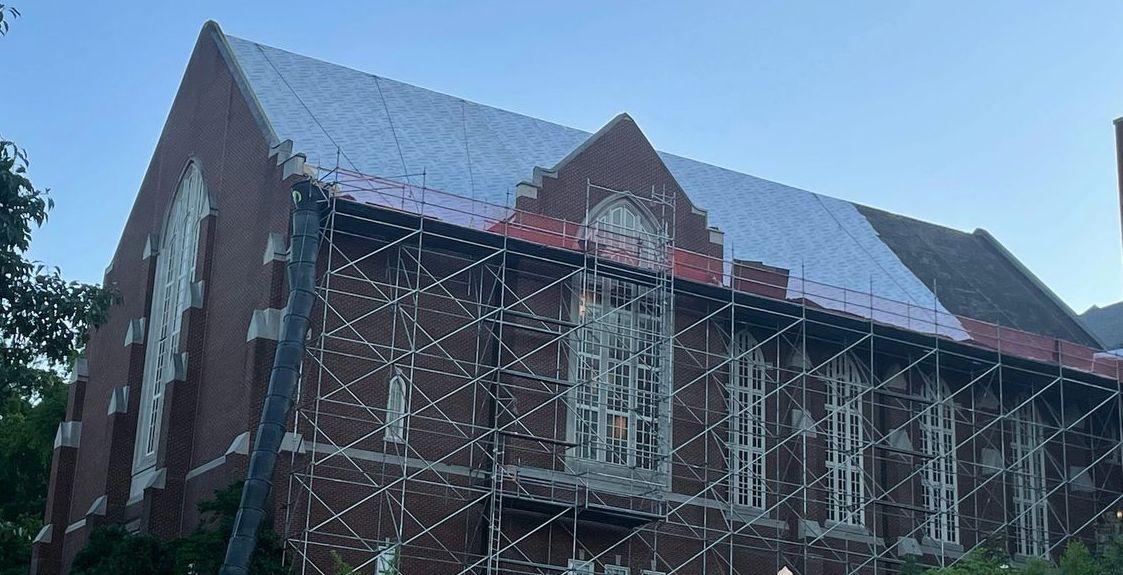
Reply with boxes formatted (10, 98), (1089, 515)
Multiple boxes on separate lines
(158, 352), (188, 385)
(887, 428), (913, 452)
(187, 280), (206, 309)
(128, 467), (166, 505)
(980, 448), (1004, 476)
(185, 432), (251, 481)
(33, 524), (52, 544)
(54, 422), (81, 449)
(896, 536), (922, 556)
(64, 518), (86, 535)
(790, 409), (816, 438)
(280, 431), (306, 454)
(247, 308), (283, 341)
(281, 152), (306, 180)
(108, 386), (129, 415)
(263, 232), (289, 264)
(142, 233), (159, 260)
(515, 182), (538, 200)
(124, 318), (147, 347)
(185, 455), (227, 481)
(227, 431), (250, 456)
(68, 357), (88, 384)
(708, 227), (724, 246)
(86, 495), (107, 517)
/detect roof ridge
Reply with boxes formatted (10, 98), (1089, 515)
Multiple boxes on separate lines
(851, 201), (978, 237)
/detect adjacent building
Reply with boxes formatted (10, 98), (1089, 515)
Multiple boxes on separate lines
(32, 21), (1123, 575)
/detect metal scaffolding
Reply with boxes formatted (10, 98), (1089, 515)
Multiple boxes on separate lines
(279, 167), (1123, 575)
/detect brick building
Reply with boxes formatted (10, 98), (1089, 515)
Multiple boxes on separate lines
(31, 21), (1123, 575)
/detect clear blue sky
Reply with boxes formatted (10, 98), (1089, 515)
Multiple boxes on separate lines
(3, 1), (1122, 313)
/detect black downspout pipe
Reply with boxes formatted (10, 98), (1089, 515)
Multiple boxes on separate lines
(220, 179), (325, 575)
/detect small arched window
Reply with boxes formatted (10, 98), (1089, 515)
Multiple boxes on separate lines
(822, 353), (866, 526)
(919, 375), (959, 544)
(729, 331), (767, 509)
(385, 369), (409, 443)
(134, 162), (210, 472)
(588, 200), (661, 268)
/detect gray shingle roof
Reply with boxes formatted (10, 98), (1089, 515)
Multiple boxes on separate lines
(1081, 302), (1123, 349)
(218, 31), (1097, 348)
(858, 206), (1100, 348)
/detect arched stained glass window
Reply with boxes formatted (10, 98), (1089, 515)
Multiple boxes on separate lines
(134, 162), (209, 472)
(588, 201), (660, 269)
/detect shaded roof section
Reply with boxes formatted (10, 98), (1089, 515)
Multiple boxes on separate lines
(856, 206), (1100, 348)
(212, 24), (1098, 348)
(1081, 301), (1123, 349)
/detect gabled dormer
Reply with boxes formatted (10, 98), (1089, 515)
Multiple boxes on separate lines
(510, 114), (725, 269)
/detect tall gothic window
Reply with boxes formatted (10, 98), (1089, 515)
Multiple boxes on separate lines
(823, 354), (866, 526)
(1012, 402), (1049, 557)
(920, 376), (959, 544)
(730, 331), (767, 509)
(573, 200), (663, 472)
(134, 162), (209, 471)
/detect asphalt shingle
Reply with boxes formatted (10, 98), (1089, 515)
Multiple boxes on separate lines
(221, 33), (1098, 347)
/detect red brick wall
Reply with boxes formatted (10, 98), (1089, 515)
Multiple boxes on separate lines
(515, 114), (723, 260)
(37, 27), (1123, 575)
(286, 123), (1123, 575)
(34, 24), (292, 573)
(279, 114), (1123, 574)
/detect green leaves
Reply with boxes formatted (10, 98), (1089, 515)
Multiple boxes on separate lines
(925, 536), (1123, 574)
(0, 138), (117, 398)
(173, 482), (287, 575)
(70, 483), (288, 575)
(0, 138), (117, 570)
(71, 526), (176, 575)
(0, 5), (19, 37)
(0, 139), (116, 403)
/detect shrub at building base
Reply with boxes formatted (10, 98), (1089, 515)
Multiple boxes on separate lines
(70, 526), (174, 575)
(923, 536), (1123, 574)
(71, 482), (286, 575)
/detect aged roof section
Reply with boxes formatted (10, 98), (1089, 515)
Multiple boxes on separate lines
(216, 28), (1097, 348)
(857, 205), (1100, 347)
(1081, 301), (1123, 349)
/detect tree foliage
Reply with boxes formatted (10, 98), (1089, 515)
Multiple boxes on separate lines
(71, 483), (287, 575)
(924, 545), (1010, 575)
(330, 544), (400, 575)
(0, 137), (116, 571)
(330, 551), (358, 575)
(0, 140), (116, 403)
(0, 4), (18, 36)
(71, 527), (176, 575)
(923, 535), (1123, 575)
(172, 482), (287, 575)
